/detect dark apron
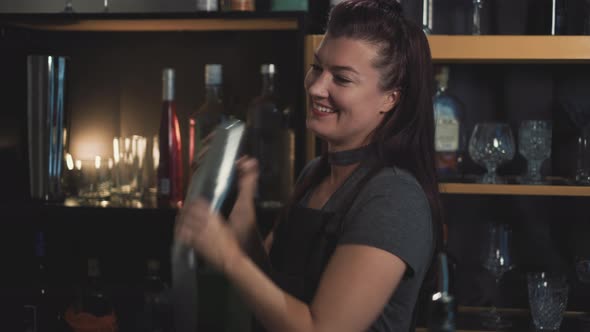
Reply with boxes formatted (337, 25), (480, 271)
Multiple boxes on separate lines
(269, 203), (342, 304)
(250, 203), (342, 332)
(252, 164), (420, 332)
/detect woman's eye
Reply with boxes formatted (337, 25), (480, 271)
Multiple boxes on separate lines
(334, 76), (351, 84)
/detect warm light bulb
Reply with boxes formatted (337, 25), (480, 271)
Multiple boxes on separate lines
(95, 156), (101, 169)
(75, 160), (82, 170)
(108, 158), (113, 169)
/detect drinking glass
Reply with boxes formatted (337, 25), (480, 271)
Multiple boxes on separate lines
(112, 135), (147, 207)
(469, 122), (516, 184)
(473, 0), (484, 35)
(527, 272), (569, 332)
(518, 120), (552, 184)
(481, 222), (515, 329)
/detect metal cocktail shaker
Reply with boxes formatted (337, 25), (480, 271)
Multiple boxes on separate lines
(171, 119), (245, 332)
(27, 55), (68, 202)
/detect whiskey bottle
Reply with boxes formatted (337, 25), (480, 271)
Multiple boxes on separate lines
(433, 66), (464, 178)
(188, 64), (227, 168)
(246, 64), (294, 210)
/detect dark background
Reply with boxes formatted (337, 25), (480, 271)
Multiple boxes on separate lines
(2, 0), (590, 331)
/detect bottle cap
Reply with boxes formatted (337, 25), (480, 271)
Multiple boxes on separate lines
(162, 68), (175, 82)
(205, 64), (222, 86)
(260, 64), (276, 75)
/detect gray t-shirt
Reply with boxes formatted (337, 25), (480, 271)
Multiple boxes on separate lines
(300, 158), (433, 332)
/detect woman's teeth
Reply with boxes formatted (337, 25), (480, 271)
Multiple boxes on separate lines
(316, 105), (336, 113)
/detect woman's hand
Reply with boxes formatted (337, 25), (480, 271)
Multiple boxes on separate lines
(175, 198), (242, 273)
(228, 156), (259, 245)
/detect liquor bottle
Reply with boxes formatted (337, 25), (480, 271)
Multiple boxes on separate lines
(433, 66), (464, 178)
(428, 253), (456, 332)
(139, 259), (173, 332)
(157, 68), (184, 209)
(271, 0), (308, 11)
(188, 64), (227, 168)
(196, 0), (218, 11)
(222, 0), (255, 11)
(65, 258), (117, 332)
(23, 231), (60, 332)
(246, 64), (294, 210)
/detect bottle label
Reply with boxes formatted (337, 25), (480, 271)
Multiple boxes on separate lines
(159, 178), (170, 195)
(435, 118), (459, 152)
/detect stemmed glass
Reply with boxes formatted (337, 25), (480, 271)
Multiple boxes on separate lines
(472, 0), (484, 35)
(518, 120), (552, 184)
(469, 122), (516, 184)
(64, 0), (74, 12)
(481, 222), (515, 330)
(562, 101), (590, 184)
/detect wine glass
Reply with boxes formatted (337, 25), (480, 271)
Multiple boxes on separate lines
(518, 120), (552, 184)
(481, 222), (515, 329)
(469, 122), (516, 184)
(64, 0), (74, 12)
(472, 0), (484, 35)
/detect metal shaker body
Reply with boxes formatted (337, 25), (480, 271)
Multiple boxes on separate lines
(172, 119), (245, 332)
(27, 55), (68, 202)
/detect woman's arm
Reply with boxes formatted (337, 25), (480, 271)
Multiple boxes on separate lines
(176, 199), (405, 332)
(226, 242), (405, 332)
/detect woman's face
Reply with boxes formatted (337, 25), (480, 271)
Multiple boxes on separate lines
(305, 35), (397, 152)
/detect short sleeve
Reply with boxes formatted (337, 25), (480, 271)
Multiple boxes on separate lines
(338, 170), (433, 278)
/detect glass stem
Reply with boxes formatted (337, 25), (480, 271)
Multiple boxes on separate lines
(527, 159), (543, 181)
(473, 0), (483, 35)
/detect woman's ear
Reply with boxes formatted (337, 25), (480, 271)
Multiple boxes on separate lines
(379, 90), (401, 114)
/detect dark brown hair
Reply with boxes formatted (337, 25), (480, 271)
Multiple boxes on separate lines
(292, 0), (443, 256)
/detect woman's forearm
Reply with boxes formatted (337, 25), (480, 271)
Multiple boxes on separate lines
(224, 249), (315, 332)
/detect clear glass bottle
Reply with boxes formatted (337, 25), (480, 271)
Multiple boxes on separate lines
(428, 253), (456, 332)
(188, 64), (227, 168)
(247, 64), (294, 210)
(433, 66), (464, 178)
(157, 68), (184, 209)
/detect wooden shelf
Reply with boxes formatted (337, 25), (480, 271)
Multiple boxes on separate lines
(439, 183), (590, 196)
(0, 13), (300, 32)
(428, 35), (590, 63)
(306, 35), (590, 64)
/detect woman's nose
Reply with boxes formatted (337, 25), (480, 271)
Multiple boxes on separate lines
(305, 71), (329, 99)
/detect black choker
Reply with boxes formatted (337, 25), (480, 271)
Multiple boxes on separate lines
(327, 144), (376, 166)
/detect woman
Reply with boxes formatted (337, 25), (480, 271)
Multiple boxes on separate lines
(176, 1), (443, 331)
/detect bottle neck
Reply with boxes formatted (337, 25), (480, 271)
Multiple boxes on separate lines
(261, 73), (275, 96)
(163, 79), (175, 102)
(205, 84), (223, 102)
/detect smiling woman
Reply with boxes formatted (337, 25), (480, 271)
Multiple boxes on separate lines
(175, 1), (443, 332)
